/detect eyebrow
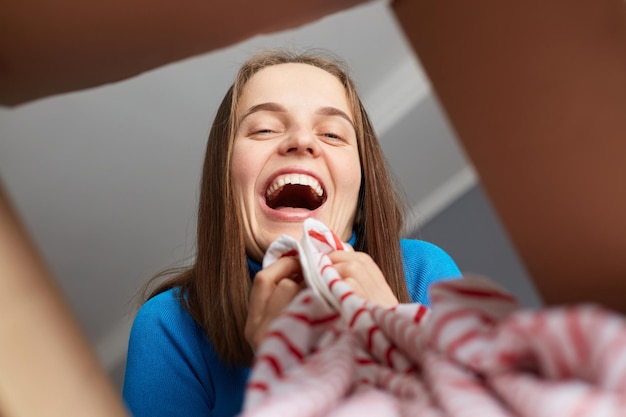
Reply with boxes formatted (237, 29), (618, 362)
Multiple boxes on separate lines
(316, 106), (355, 129)
(239, 102), (355, 129)
(239, 102), (287, 125)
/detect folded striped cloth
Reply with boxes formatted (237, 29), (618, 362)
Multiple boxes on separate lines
(241, 219), (626, 417)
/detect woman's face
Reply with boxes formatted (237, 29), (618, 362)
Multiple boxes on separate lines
(231, 63), (362, 261)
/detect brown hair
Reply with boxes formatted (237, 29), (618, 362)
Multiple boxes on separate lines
(145, 49), (409, 365)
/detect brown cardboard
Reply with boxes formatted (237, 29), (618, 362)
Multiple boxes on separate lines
(392, 0), (626, 312)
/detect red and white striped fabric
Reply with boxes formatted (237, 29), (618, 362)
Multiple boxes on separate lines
(240, 219), (626, 417)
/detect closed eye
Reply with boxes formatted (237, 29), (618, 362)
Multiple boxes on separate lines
(249, 128), (278, 138)
(321, 132), (343, 141)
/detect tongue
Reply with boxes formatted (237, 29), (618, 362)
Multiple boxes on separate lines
(267, 184), (322, 210)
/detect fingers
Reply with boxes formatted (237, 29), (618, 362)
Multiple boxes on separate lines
(328, 250), (379, 280)
(245, 248), (400, 353)
(247, 256), (301, 319)
(263, 277), (302, 320)
(245, 256), (303, 351)
(250, 278), (301, 349)
(327, 250), (399, 307)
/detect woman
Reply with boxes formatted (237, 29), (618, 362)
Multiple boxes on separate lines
(123, 49), (461, 417)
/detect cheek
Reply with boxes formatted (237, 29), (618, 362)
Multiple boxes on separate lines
(343, 156), (362, 195)
(231, 144), (259, 194)
(332, 156), (362, 218)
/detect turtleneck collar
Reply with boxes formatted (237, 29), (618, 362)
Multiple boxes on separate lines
(246, 230), (357, 279)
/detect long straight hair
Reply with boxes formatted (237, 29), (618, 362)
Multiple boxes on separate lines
(145, 50), (409, 366)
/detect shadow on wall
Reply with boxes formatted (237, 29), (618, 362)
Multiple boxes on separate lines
(412, 184), (543, 308)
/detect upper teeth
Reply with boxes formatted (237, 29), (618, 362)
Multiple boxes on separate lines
(266, 174), (324, 198)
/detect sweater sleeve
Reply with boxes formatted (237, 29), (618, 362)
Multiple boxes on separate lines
(400, 239), (462, 306)
(122, 289), (249, 417)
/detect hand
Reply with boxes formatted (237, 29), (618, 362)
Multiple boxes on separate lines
(327, 250), (399, 307)
(245, 256), (304, 352)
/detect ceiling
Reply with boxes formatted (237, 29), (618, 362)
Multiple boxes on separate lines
(0, 1), (473, 378)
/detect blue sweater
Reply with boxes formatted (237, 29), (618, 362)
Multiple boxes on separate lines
(122, 239), (460, 417)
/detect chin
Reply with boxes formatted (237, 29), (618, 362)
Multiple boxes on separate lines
(268, 224), (306, 241)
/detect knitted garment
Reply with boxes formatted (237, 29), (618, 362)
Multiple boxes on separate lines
(241, 219), (626, 417)
(122, 230), (459, 417)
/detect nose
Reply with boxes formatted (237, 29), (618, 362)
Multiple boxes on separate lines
(278, 126), (321, 157)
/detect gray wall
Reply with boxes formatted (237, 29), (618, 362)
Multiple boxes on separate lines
(411, 185), (543, 308)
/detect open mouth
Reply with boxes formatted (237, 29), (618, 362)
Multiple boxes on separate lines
(265, 173), (326, 210)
